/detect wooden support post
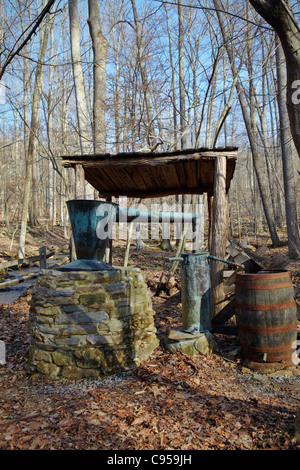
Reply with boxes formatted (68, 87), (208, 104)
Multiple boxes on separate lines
(207, 191), (213, 253)
(75, 164), (85, 199)
(210, 156), (229, 318)
(39, 246), (47, 269)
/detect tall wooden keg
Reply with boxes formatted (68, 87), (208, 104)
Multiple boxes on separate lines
(235, 271), (298, 364)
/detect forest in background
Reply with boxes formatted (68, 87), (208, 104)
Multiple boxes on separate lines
(0, 0), (299, 258)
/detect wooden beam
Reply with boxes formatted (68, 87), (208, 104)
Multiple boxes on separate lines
(210, 156), (229, 318)
(39, 246), (47, 269)
(212, 297), (235, 326)
(207, 192), (213, 252)
(0, 272), (38, 290)
(62, 151), (238, 169)
(75, 164), (85, 199)
(93, 186), (210, 199)
(0, 249), (55, 270)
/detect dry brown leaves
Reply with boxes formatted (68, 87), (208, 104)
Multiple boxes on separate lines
(0, 240), (299, 451)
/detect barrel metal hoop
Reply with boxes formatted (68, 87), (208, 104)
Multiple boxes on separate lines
(235, 300), (296, 311)
(240, 348), (294, 362)
(236, 321), (298, 334)
(240, 342), (295, 353)
(235, 282), (292, 290)
(236, 272), (290, 281)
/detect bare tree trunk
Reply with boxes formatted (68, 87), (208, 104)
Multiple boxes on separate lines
(110, 14), (123, 153)
(18, 0), (29, 163)
(164, 4), (178, 147)
(88, 0), (108, 154)
(46, 20), (56, 226)
(178, 0), (187, 151)
(213, 0), (280, 247)
(69, 0), (91, 156)
(206, 64), (218, 148)
(69, 0), (93, 199)
(18, 12), (51, 258)
(87, 0), (111, 258)
(249, 0), (300, 159)
(275, 36), (300, 257)
(130, 0), (156, 149)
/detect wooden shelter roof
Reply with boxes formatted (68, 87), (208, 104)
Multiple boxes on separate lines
(61, 147), (238, 199)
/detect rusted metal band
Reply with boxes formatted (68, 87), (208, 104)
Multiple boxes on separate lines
(237, 321), (298, 334)
(240, 348), (293, 362)
(235, 282), (292, 290)
(235, 300), (296, 311)
(240, 342), (295, 354)
(236, 272), (290, 281)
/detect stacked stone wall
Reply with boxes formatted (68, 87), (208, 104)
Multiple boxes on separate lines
(26, 267), (159, 380)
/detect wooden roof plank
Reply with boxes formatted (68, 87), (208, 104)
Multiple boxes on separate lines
(139, 165), (160, 190)
(110, 167), (139, 191)
(175, 161), (188, 188)
(184, 160), (198, 189)
(125, 165), (150, 191)
(162, 162), (180, 188)
(84, 166), (112, 191)
(151, 165), (172, 189)
(197, 159), (214, 188)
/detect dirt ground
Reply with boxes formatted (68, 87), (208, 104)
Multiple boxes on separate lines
(0, 228), (299, 451)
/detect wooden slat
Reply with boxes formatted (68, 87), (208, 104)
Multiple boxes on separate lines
(197, 159), (214, 188)
(109, 167), (134, 191)
(161, 162), (180, 188)
(184, 160), (198, 189)
(212, 298), (236, 326)
(152, 165), (171, 189)
(84, 166), (112, 191)
(111, 167), (139, 191)
(224, 270), (240, 286)
(135, 165), (158, 191)
(0, 272), (39, 290)
(125, 166), (148, 191)
(0, 250), (55, 270)
(175, 161), (188, 187)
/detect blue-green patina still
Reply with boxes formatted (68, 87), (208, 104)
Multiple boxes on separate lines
(67, 199), (118, 261)
(170, 252), (212, 333)
(67, 199), (199, 262)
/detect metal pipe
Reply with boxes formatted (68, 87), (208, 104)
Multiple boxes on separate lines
(169, 257), (184, 262)
(112, 206), (197, 224)
(207, 254), (243, 269)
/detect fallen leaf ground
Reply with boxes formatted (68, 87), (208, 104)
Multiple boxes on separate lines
(0, 236), (299, 451)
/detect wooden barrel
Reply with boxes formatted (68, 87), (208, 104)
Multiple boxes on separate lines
(235, 271), (298, 364)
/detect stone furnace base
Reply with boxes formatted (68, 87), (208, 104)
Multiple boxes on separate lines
(166, 327), (217, 356)
(26, 267), (159, 380)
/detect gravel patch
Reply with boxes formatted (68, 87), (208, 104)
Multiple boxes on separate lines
(29, 371), (136, 398)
